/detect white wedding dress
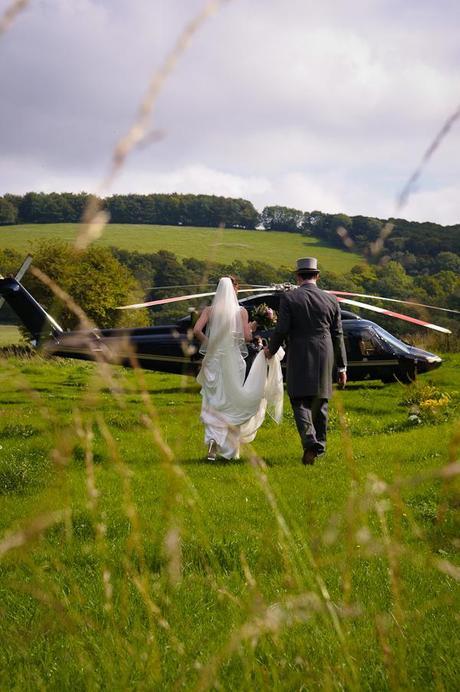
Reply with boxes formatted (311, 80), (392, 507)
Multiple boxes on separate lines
(197, 278), (284, 459)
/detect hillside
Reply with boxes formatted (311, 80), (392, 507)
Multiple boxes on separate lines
(0, 223), (363, 275)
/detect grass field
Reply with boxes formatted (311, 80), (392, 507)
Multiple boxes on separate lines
(0, 352), (459, 690)
(0, 325), (21, 346)
(0, 223), (363, 274)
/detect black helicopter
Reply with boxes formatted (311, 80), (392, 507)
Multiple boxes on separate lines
(0, 262), (450, 384)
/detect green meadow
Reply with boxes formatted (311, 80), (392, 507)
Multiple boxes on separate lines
(0, 351), (458, 690)
(0, 223), (362, 274)
(0, 325), (21, 346)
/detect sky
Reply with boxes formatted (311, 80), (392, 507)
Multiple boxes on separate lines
(0, 0), (459, 225)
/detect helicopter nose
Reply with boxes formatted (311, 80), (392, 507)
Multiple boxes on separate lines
(426, 354), (442, 367)
(420, 354), (443, 372)
(426, 355), (442, 363)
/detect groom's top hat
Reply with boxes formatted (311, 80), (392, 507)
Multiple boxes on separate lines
(295, 257), (319, 273)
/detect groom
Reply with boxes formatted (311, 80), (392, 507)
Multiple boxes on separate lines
(265, 258), (347, 465)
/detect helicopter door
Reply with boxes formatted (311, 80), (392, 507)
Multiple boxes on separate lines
(358, 329), (385, 357)
(345, 327), (398, 381)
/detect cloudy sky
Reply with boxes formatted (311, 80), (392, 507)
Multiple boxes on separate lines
(1, 0), (459, 224)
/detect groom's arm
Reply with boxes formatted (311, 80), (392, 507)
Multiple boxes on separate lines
(268, 293), (291, 356)
(331, 300), (347, 370)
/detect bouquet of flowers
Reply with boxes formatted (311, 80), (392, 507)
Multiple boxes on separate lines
(252, 303), (278, 330)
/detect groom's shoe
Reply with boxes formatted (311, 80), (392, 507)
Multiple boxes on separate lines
(207, 439), (217, 461)
(302, 448), (317, 466)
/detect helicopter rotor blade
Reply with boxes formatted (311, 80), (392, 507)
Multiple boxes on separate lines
(118, 291), (217, 310)
(146, 284), (216, 291)
(329, 291), (460, 315)
(146, 283), (268, 291)
(337, 297), (452, 334)
(116, 287), (272, 310)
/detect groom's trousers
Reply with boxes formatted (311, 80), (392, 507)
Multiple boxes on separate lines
(289, 396), (329, 455)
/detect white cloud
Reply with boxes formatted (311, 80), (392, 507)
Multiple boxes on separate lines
(114, 164), (271, 199)
(402, 185), (460, 225)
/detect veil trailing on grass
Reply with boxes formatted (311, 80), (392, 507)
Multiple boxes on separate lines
(197, 277), (284, 459)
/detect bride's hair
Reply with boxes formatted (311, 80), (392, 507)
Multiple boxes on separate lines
(228, 275), (239, 288)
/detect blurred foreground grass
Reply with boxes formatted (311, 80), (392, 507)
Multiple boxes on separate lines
(0, 353), (458, 690)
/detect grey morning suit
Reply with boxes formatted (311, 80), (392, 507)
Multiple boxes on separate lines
(268, 283), (347, 454)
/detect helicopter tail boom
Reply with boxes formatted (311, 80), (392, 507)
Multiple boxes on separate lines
(0, 277), (63, 344)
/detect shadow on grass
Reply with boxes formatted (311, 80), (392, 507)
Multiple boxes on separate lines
(181, 457), (246, 467)
(149, 385), (200, 395)
(302, 237), (357, 253)
(345, 382), (386, 390)
(351, 405), (392, 415)
(180, 454), (301, 468)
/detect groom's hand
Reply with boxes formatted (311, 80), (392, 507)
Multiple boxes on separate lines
(338, 370), (347, 389)
(263, 346), (273, 360)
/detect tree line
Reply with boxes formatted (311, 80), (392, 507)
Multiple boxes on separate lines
(1, 192), (459, 277)
(0, 192), (258, 229)
(3, 241), (456, 339)
(261, 206), (460, 276)
(302, 212), (460, 276)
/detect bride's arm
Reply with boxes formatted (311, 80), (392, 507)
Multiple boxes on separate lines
(193, 306), (210, 345)
(241, 307), (256, 342)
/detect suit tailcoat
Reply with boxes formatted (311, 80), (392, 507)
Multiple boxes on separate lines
(268, 284), (347, 399)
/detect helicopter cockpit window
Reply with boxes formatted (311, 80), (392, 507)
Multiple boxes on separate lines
(372, 325), (412, 355)
(357, 329), (386, 356)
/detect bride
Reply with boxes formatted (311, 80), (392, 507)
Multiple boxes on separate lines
(193, 276), (284, 461)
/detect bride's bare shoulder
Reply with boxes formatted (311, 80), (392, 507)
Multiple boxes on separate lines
(193, 305), (211, 334)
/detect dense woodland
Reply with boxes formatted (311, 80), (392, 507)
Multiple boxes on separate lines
(110, 247), (460, 337)
(0, 240), (458, 338)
